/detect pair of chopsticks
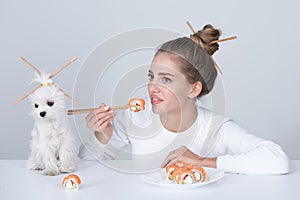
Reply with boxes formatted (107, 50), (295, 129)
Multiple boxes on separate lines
(67, 105), (132, 115)
(186, 21), (237, 74)
(14, 56), (78, 105)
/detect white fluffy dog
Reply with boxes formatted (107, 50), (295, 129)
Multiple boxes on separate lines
(26, 73), (79, 176)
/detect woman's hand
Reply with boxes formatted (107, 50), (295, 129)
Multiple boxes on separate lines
(85, 103), (116, 144)
(160, 146), (217, 168)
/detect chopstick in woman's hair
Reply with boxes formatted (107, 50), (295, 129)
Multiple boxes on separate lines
(210, 36), (237, 44)
(186, 21), (196, 34)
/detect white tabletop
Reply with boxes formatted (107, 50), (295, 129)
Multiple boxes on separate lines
(0, 160), (299, 200)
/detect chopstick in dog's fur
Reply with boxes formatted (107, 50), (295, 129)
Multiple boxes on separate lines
(20, 57), (41, 75)
(14, 84), (43, 105)
(49, 57), (78, 79)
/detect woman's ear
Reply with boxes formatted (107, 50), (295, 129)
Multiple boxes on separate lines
(189, 81), (202, 98)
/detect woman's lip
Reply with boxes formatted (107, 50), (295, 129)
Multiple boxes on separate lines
(150, 96), (163, 104)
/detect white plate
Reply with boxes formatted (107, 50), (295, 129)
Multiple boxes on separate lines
(142, 167), (224, 189)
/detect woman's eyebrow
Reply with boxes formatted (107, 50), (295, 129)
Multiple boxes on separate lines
(158, 72), (175, 77)
(148, 70), (175, 77)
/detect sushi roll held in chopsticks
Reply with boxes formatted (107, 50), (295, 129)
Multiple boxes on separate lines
(67, 97), (145, 115)
(62, 174), (81, 191)
(128, 98), (145, 112)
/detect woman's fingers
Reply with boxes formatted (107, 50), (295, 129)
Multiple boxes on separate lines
(85, 103), (107, 122)
(161, 146), (206, 168)
(86, 104), (106, 121)
(160, 146), (187, 168)
(84, 103), (115, 144)
(160, 154), (180, 168)
(85, 103), (115, 132)
(95, 112), (115, 128)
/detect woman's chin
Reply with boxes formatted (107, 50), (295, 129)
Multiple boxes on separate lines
(151, 104), (167, 115)
(151, 105), (163, 114)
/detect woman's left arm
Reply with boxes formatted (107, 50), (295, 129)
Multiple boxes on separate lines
(161, 121), (290, 175)
(213, 120), (290, 174)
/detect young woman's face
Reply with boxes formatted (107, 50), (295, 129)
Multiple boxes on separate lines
(147, 52), (193, 115)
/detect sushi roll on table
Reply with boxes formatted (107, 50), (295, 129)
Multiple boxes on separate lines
(62, 174), (81, 191)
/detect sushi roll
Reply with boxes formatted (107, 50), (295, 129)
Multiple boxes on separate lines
(62, 174), (81, 191)
(170, 165), (183, 182)
(177, 168), (196, 184)
(165, 161), (207, 184)
(128, 98), (145, 112)
(166, 164), (176, 181)
(190, 166), (206, 182)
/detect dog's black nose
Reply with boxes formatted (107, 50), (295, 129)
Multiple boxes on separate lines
(40, 111), (46, 117)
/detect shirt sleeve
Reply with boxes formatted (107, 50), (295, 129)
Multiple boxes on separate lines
(79, 110), (130, 161)
(215, 120), (290, 175)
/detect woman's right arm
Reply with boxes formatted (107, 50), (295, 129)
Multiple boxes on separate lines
(79, 103), (130, 160)
(86, 103), (115, 144)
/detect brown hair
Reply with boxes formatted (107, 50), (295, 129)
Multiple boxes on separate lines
(155, 24), (221, 98)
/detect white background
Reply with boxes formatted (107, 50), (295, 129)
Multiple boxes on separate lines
(0, 0), (299, 159)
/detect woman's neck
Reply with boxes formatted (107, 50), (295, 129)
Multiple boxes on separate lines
(160, 104), (197, 133)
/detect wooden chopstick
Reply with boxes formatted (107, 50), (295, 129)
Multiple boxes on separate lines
(20, 57), (41, 75)
(67, 105), (131, 115)
(14, 84), (43, 105)
(67, 108), (95, 115)
(49, 57), (78, 79)
(210, 36), (237, 44)
(185, 20), (237, 75)
(186, 21), (196, 34)
(58, 87), (78, 104)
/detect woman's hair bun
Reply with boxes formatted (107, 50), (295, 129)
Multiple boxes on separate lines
(192, 24), (221, 55)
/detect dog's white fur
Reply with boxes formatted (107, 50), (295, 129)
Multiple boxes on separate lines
(26, 73), (79, 176)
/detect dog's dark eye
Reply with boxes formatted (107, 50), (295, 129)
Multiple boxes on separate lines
(47, 101), (54, 107)
(34, 104), (39, 108)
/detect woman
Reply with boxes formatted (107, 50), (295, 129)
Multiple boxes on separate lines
(80, 24), (290, 174)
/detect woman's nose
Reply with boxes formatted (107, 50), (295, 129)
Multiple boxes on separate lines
(148, 82), (160, 93)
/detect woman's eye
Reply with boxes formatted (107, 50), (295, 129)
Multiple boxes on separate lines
(34, 104), (39, 108)
(162, 77), (172, 83)
(47, 101), (54, 107)
(147, 73), (154, 81)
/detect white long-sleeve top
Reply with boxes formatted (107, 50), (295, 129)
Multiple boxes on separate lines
(79, 102), (290, 175)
